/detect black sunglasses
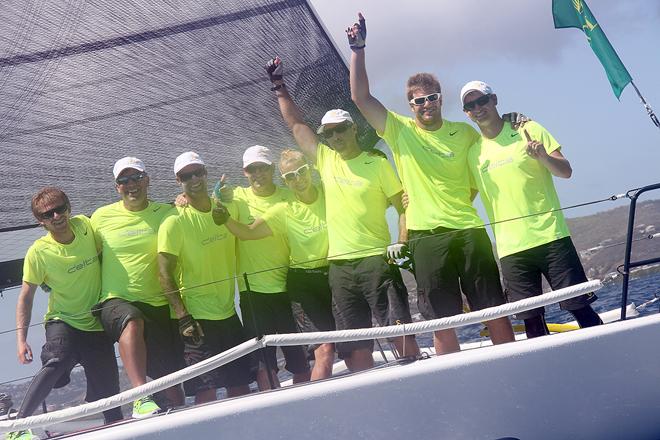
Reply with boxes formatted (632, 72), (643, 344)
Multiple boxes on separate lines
(321, 122), (352, 138)
(39, 204), (68, 220)
(463, 94), (491, 112)
(116, 172), (146, 185)
(178, 168), (207, 182)
(409, 92), (441, 106)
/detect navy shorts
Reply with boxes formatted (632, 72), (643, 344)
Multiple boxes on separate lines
(408, 227), (506, 319)
(500, 237), (597, 320)
(239, 291), (310, 375)
(181, 314), (256, 396)
(97, 298), (184, 379)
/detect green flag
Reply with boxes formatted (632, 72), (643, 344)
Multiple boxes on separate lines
(552, 0), (631, 99)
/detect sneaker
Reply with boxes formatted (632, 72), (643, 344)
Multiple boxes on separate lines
(5, 430), (39, 440)
(132, 396), (160, 419)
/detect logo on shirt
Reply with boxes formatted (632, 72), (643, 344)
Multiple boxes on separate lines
(201, 232), (228, 246)
(481, 157), (514, 173)
(333, 176), (364, 187)
(422, 146), (454, 159)
(67, 255), (99, 274)
(449, 130), (458, 136)
(119, 227), (153, 237)
(364, 161), (374, 165)
(304, 222), (327, 235)
(510, 132), (520, 138)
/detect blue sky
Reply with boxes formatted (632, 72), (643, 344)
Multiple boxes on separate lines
(2, 0), (659, 386)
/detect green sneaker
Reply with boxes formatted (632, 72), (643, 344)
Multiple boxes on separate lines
(132, 395), (160, 419)
(5, 430), (39, 440)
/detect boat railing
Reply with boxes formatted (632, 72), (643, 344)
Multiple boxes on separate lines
(619, 182), (660, 320)
(0, 279), (600, 434)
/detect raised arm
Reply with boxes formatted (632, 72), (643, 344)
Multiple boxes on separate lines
(266, 57), (319, 162)
(524, 130), (573, 178)
(16, 281), (38, 364)
(348, 13), (387, 134)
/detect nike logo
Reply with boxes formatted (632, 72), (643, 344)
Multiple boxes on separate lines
(449, 131), (458, 136)
(153, 206), (161, 212)
(83, 229), (88, 235)
(364, 161), (374, 164)
(510, 132), (519, 138)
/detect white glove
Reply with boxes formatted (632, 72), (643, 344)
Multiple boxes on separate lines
(386, 243), (406, 260)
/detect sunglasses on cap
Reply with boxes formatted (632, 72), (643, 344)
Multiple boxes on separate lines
(115, 172), (146, 186)
(39, 204), (68, 220)
(281, 164), (310, 181)
(463, 94), (491, 112)
(409, 92), (441, 106)
(321, 122), (352, 138)
(178, 168), (207, 182)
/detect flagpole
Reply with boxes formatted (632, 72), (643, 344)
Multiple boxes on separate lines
(629, 81), (660, 129)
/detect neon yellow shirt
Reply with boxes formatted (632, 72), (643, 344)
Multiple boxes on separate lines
(233, 186), (291, 293)
(91, 201), (174, 306)
(468, 121), (570, 258)
(316, 144), (402, 260)
(262, 185), (328, 269)
(22, 215), (102, 331)
(379, 111), (484, 230)
(158, 203), (237, 320)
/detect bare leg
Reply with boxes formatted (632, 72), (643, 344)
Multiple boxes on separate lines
(485, 317), (515, 345)
(256, 368), (280, 390)
(344, 348), (374, 372)
(311, 343), (335, 380)
(194, 388), (216, 404)
(292, 370), (311, 384)
(391, 335), (420, 358)
(433, 329), (460, 355)
(161, 385), (185, 407)
(226, 385), (251, 398)
(118, 319), (147, 387)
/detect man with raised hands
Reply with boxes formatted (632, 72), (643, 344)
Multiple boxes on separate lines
(92, 157), (184, 418)
(348, 13), (515, 354)
(265, 58), (419, 372)
(12, 187), (122, 440)
(461, 81), (602, 338)
(158, 152), (254, 403)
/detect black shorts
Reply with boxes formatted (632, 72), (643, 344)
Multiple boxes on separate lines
(387, 264), (414, 325)
(500, 237), (597, 320)
(41, 321), (119, 403)
(328, 255), (395, 353)
(239, 291), (310, 375)
(97, 298), (184, 379)
(181, 314), (256, 395)
(408, 227), (506, 319)
(287, 267), (336, 334)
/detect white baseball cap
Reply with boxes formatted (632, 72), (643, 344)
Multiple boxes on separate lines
(113, 157), (145, 179)
(243, 145), (272, 168)
(174, 151), (205, 175)
(460, 81), (494, 104)
(316, 109), (354, 134)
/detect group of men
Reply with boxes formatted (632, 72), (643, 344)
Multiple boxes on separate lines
(9, 12), (602, 440)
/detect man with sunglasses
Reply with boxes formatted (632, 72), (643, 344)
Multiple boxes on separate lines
(348, 13), (515, 355)
(265, 59), (418, 372)
(229, 145), (311, 389)
(462, 81), (602, 338)
(158, 152), (255, 403)
(12, 187), (122, 440)
(91, 157), (184, 418)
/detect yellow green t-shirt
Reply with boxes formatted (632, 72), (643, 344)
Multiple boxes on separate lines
(22, 215), (102, 331)
(233, 186), (291, 293)
(91, 201), (175, 306)
(261, 185), (328, 269)
(467, 121), (570, 258)
(158, 203), (238, 320)
(316, 144), (402, 260)
(379, 111), (484, 230)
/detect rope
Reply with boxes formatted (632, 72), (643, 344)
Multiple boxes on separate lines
(0, 279), (601, 433)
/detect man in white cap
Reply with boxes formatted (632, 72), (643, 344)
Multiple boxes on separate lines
(265, 58), (419, 372)
(231, 145), (311, 389)
(461, 81), (602, 338)
(348, 13), (515, 354)
(91, 157), (184, 418)
(158, 152), (255, 403)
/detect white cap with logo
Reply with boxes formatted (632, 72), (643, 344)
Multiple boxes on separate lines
(113, 157), (146, 179)
(460, 81), (494, 104)
(316, 109), (354, 134)
(174, 151), (205, 175)
(243, 145), (272, 168)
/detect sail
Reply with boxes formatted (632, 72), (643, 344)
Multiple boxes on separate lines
(0, 0), (376, 229)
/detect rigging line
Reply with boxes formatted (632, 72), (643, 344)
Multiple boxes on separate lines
(0, 1), (298, 68)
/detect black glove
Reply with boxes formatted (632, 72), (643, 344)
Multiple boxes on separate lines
(179, 314), (204, 344)
(265, 57), (283, 83)
(212, 203), (231, 226)
(502, 112), (531, 130)
(346, 13), (366, 50)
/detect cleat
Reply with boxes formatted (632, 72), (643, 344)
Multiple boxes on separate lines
(5, 430), (39, 440)
(132, 395), (160, 419)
